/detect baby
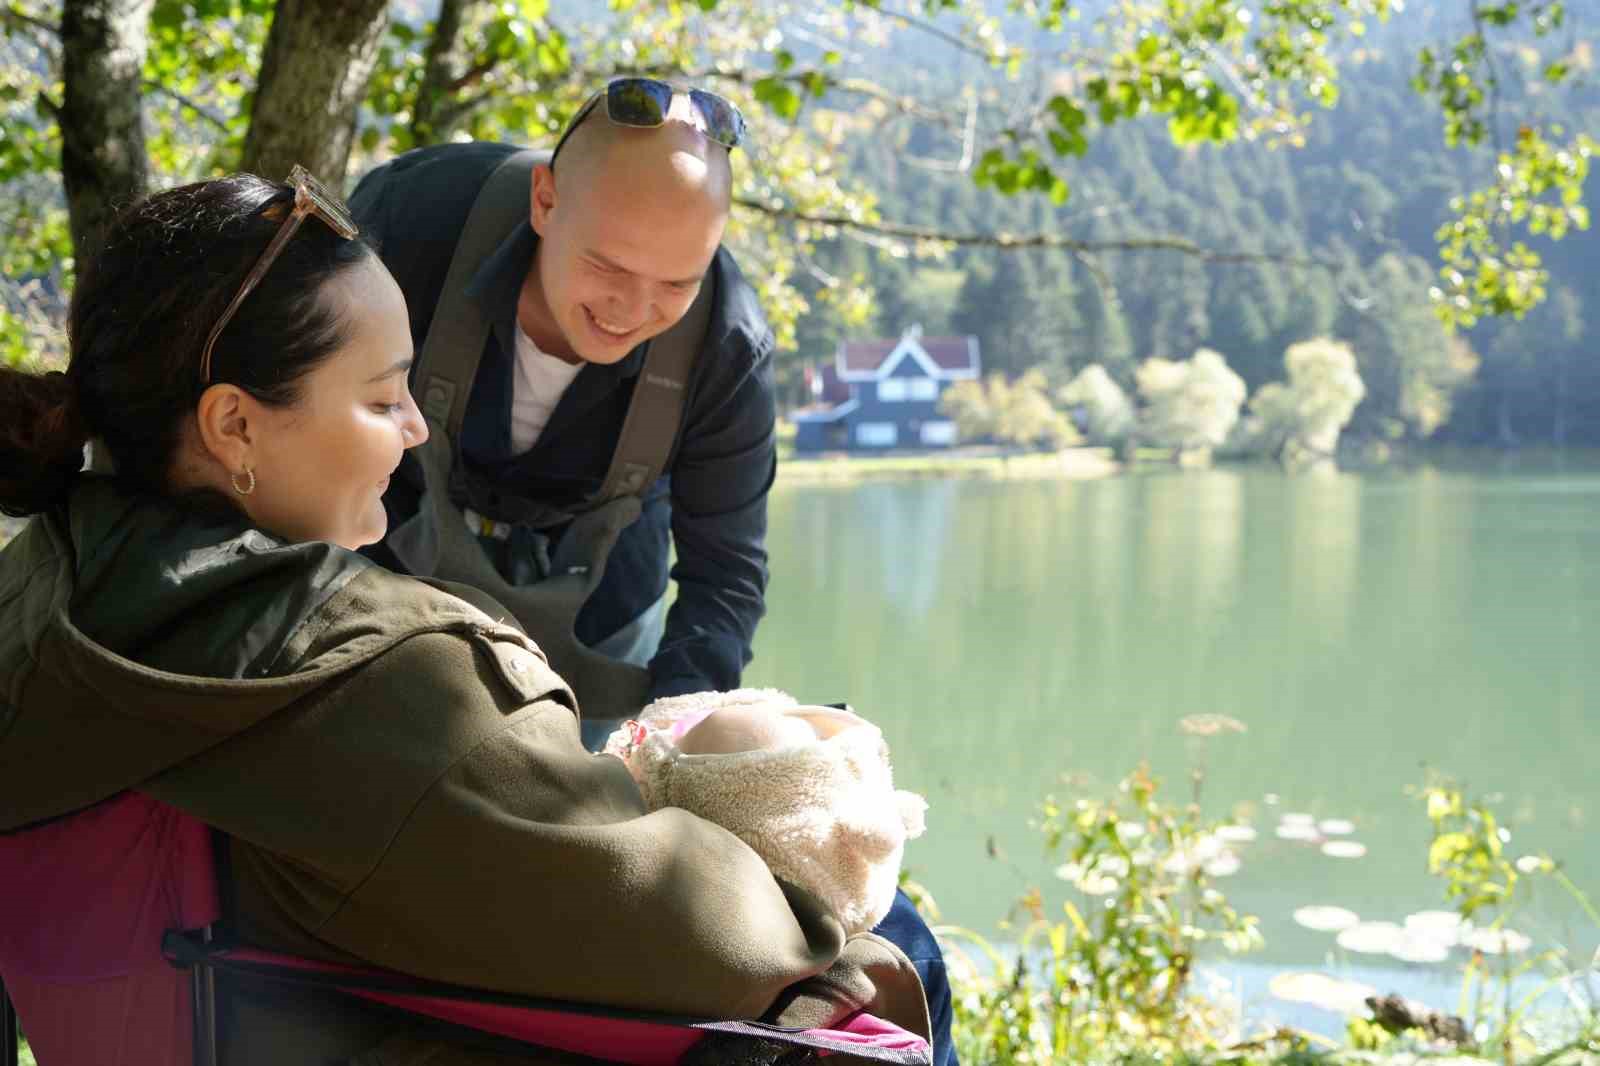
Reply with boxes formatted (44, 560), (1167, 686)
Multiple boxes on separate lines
(603, 689), (927, 934)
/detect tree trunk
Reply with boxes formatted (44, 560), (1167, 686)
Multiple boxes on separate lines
(241, 0), (390, 187)
(410, 0), (479, 147)
(59, 0), (155, 260)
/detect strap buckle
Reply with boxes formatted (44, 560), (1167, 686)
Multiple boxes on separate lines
(462, 506), (513, 541)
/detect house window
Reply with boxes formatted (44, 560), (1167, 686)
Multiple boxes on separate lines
(877, 379), (909, 402)
(908, 378), (939, 402)
(920, 421), (957, 446)
(856, 422), (899, 447)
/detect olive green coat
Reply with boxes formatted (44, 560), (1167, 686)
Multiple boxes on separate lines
(0, 479), (928, 1064)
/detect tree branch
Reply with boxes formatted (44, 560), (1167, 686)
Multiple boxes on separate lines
(433, 87), (494, 129)
(2, 3), (57, 38)
(1470, 3), (1506, 161)
(144, 81), (231, 133)
(2, 3), (60, 59)
(734, 197), (1338, 270)
(872, 5), (999, 64)
(608, 63), (963, 128)
(446, 53), (499, 93)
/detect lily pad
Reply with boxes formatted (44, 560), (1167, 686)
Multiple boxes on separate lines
(1405, 910), (1464, 944)
(1293, 905), (1361, 932)
(1203, 851), (1242, 877)
(1336, 921), (1407, 955)
(1267, 971), (1377, 1015)
(1461, 927), (1532, 954)
(1276, 822), (1320, 842)
(1321, 840), (1367, 859)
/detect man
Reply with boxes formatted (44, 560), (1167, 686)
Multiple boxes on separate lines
(350, 80), (959, 1065)
(350, 80), (775, 732)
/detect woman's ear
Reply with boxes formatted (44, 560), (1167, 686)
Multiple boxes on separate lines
(193, 384), (259, 476)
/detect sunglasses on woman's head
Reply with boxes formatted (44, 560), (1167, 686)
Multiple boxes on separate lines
(199, 164), (359, 385)
(549, 78), (747, 167)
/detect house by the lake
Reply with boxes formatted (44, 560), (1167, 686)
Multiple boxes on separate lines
(792, 326), (982, 453)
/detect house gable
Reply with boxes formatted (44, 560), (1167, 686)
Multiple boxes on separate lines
(878, 338), (946, 381)
(837, 328), (981, 383)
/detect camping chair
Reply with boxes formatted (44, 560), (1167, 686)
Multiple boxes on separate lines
(0, 791), (931, 1066)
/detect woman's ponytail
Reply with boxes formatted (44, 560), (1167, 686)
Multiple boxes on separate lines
(0, 365), (89, 517)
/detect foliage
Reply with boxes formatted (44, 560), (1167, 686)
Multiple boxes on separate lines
(1059, 364), (1135, 446)
(1400, 336), (1480, 439)
(1412, 1), (1593, 327)
(1, 0), (1592, 369)
(0, 278), (66, 371)
(1417, 775), (1600, 1056)
(142, 0), (272, 177)
(1235, 338), (1366, 461)
(935, 763), (1261, 1064)
(1134, 349), (1248, 452)
(1433, 127), (1596, 329)
(364, 0), (570, 155)
(924, 764), (1600, 1066)
(938, 370), (1080, 450)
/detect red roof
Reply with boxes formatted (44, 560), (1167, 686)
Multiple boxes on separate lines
(840, 339), (900, 375)
(838, 335), (978, 378)
(917, 336), (980, 372)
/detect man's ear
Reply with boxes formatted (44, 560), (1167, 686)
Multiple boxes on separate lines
(530, 163), (557, 236)
(194, 384), (258, 476)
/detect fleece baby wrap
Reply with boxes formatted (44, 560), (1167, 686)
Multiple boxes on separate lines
(604, 689), (927, 934)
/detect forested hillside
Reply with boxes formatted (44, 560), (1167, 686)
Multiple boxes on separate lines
(787, 21), (1598, 447)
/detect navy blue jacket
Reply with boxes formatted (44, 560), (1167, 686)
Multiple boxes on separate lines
(349, 142), (775, 699)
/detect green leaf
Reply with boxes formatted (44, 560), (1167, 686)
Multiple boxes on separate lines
(753, 77), (802, 121)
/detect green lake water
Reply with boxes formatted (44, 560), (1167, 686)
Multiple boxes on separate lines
(746, 453), (1600, 976)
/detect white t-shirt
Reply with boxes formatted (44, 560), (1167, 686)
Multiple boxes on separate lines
(509, 327), (584, 453)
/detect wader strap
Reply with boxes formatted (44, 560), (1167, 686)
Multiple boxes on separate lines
(390, 144), (716, 721)
(416, 143), (709, 517)
(416, 148), (547, 442)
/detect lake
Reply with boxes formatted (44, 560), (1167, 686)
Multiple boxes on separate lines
(746, 452), (1600, 996)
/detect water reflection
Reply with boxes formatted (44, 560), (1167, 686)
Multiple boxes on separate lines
(1284, 469), (1360, 644)
(754, 462), (1600, 968)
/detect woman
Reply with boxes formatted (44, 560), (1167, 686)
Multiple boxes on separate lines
(0, 171), (934, 1064)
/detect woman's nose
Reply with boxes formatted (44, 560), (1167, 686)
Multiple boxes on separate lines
(402, 392), (430, 447)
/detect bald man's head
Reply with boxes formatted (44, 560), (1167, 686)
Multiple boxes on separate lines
(553, 102), (734, 211)
(522, 100), (735, 366)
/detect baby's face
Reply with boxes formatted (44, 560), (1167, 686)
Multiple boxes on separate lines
(678, 705), (819, 756)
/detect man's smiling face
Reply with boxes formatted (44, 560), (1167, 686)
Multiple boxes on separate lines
(525, 113), (731, 365)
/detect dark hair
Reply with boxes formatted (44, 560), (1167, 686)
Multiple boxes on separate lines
(0, 173), (374, 517)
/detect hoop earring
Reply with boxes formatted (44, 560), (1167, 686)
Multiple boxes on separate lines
(231, 468), (256, 496)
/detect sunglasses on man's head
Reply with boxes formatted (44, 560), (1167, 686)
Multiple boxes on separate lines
(549, 78), (747, 166)
(199, 164), (359, 386)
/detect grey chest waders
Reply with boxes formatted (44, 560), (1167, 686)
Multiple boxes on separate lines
(384, 149), (712, 722)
